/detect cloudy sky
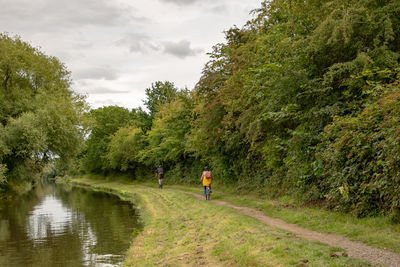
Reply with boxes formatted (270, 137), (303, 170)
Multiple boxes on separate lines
(1, 0), (262, 109)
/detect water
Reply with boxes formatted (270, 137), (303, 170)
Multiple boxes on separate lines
(0, 182), (140, 267)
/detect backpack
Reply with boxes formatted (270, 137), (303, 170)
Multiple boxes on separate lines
(204, 171), (212, 179)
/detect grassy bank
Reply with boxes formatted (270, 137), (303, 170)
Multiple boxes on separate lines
(167, 185), (400, 255)
(76, 174), (400, 255)
(70, 176), (368, 266)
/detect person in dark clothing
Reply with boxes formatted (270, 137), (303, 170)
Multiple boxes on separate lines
(156, 165), (164, 189)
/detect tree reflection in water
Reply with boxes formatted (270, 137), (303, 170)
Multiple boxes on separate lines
(0, 182), (140, 267)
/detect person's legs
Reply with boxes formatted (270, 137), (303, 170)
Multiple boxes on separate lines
(203, 186), (207, 197)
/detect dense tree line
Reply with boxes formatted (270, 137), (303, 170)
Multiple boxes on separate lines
(82, 0), (400, 218)
(4, 0), (399, 219)
(0, 34), (86, 194)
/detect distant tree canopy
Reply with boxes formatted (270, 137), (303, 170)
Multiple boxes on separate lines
(144, 81), (179, 119)
(81, 106), (132, 173)
(80, 0), (400, 218)
(0, 34), (86, 191)
(81, 82), (183, 175)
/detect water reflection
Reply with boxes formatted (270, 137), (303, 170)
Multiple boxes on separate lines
(27, 196), (74, 241)
(0, 182), (140, 267)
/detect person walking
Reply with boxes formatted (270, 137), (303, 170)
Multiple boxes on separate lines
(156, 165), (164, 189)
(200, 166), (212, 199)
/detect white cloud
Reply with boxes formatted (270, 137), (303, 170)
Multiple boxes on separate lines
(117, 36), (203, 59)
(0, 0), (262, 109)
(85, 87), (130, 94)
(74, 66), (119, 81)
(159, 0), (220, 6)
(116, 32), (160, 53)
(93, 99), (125, 107)
(0, 0), (141, 34)
(207, 4), (227, 13)
(160, 0), (200, 5)
(163, 40), (203, 58)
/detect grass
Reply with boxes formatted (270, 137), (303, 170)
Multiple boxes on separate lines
(165, 185), (400, 254)
(74, 175), (400, 254)
(70, 176), (369, 266)
(169, 185), (400, 252)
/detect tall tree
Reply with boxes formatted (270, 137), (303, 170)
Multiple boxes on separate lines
(0, 34), (86, 191)
(81, 106), (132, 173)
(143, 81), (178, 119)
(139, 91), (193, 167)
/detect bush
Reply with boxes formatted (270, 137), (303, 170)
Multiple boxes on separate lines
(317, 78), (400, 217)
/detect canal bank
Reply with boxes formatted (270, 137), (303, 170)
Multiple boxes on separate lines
(69, 177), (370, 267)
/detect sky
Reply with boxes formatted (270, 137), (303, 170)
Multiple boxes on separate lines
(1, 0), (262, 109)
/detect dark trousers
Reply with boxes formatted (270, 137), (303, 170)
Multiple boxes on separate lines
(203, 185), (211, 196)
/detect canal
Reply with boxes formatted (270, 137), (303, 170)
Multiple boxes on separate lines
(0, 182), (140, 266)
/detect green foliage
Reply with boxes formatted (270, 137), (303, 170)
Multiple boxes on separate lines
(0, 34), (86, 190)
(186, 0), (400, 196)
(4, 112), (46, 159)
(0, 164), (7, 184)
(143, 81), (178, 118)
(106, 126), (146, 171)
(317, 76), (400, 217)
(139, 93), (193, 166)
(80, 0), (400, 218)
(35, 93), (86, 158)
(81, 106), (132, 173)
(81, 84), (194, 180)
(132, 107), (152, 133)
(0, 34), (71, 123)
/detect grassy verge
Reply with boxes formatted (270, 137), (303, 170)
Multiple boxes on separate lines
(73, 175), (400, 254)
(165, 184), (400, 255)
(71, 176), (368, 267)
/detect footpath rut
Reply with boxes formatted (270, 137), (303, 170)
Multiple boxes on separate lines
(180, 190), (400, 267)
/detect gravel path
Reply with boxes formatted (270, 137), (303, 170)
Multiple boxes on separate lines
(183, 190), (400, 267)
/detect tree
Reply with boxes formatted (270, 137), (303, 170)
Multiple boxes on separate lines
(188, 0), (400, 195)
(143, 81), (178, 119)
(106, 126), (146, 172)
(81, 106), (132, 173)
(139, 92), (193, 167)
(78, 0), (400, 217)
(0, 34), (86, 191)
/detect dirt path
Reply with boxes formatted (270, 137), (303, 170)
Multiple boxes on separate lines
(179, 190), (400, 267)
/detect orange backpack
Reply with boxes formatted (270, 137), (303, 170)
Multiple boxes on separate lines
(204, 171), (212, 179)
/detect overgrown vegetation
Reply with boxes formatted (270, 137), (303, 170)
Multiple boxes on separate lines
(0, 34), (86, 193)
(3, 0), (398, 219)
(78, 0), (400, 219)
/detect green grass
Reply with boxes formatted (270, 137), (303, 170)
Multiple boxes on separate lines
(70, 176), (369, 266)
(74, 175), (400, 254)
(167, 184), (400, 255)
